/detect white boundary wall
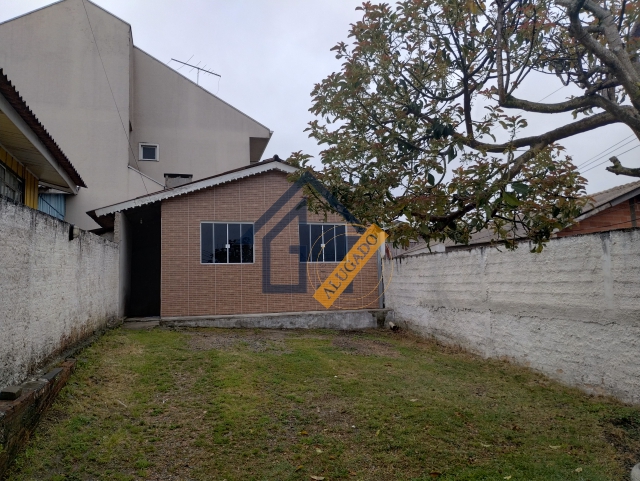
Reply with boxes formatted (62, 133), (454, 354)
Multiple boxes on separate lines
(0, 199), (119, 388)
(385, 229), (640, 404)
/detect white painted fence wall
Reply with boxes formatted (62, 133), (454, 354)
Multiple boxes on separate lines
(0, 199), (119, 388)
(385, 229), (640, 404)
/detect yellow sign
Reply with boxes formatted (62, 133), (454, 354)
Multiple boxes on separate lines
(313, 224), (387, 309)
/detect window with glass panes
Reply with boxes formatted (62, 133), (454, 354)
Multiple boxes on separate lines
(298, 224), (347, 263)
(0, 163), (23, 204)
(201, 223), (254, 264)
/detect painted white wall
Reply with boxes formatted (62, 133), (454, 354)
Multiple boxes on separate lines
(0, 198), (119, 389)
(0, 0), (271, 229)
(385, 229), (640, 404)
(0, 0), (135, 229)
(131, 48), (270, 184)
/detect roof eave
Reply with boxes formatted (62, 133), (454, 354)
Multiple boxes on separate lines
(575, 185), (640, 222)
(0, 69), (85, 189)
(91, 161), (299, 219)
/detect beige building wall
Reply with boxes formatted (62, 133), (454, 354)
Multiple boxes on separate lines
(0, 0), (271, 229)
(130, 48), (271, 185)
(0, 0), (135, 229)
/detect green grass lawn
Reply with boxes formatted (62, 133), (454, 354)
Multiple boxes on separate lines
(6, 327), (639, 481)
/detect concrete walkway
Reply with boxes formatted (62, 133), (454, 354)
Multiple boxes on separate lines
(122, 318), (160, 330)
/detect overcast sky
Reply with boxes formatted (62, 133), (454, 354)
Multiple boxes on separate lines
(1, 0), (638, 194)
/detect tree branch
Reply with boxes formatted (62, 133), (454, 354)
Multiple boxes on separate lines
(558, 0), (640, 105)
(495, 0), (507, 102)
(461, 110), (618, 152)
(589, 97), (640, 130)
(410, 147), (541, 223)
(606, 155), (640, 176)
(500, 94), (598, 113)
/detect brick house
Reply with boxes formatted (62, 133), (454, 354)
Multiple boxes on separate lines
(393, 180), (640, 256)
(89, 160), (381, 318)
(555, 180), (640, 237)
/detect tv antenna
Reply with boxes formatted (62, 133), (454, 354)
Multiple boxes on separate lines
(169, 58), (221, 86)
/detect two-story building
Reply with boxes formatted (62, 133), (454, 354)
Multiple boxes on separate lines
(0, 0), (272, 230)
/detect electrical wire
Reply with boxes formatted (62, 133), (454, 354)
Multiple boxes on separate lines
(577, 136), (637, 170)
(581, 144), (640, 173)
(533, 86), (640, 173)
(537, 85), (566, 102)
(576, 135), (634, 167)
(81, 0), (149, 195)
(576, 134), (635, 168)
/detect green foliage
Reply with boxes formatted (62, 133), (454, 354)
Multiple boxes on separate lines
(287, 0), (629, 250)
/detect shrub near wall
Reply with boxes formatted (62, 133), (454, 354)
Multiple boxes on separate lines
(0, 198), (119, 388)
(385, 229), (640, 404)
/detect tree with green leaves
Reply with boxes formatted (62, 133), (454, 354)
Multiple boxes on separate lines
(289, 0), (640, 250)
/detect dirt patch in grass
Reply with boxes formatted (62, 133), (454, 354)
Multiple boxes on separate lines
(186, 329), (293, 353)
(186, 329), (401, 358)
(5, 327), (639, 481)
(331, 336), (400, 358)
(602, 410), (640, 470)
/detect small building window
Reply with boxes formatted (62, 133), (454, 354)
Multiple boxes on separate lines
(139, 143), (159, 161)
(0, 163), (23, 204)
(299, 224), (347, 263)
(201, 222), (254, 264)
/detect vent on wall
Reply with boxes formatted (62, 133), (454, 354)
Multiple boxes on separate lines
(164, 173), (193, 189)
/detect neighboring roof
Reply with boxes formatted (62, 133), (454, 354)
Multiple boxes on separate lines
(0, 69), (85, 189)
(88, 159), (298, 224)
(396, 180), (640, 257)
(576, 180), (640, 221)
(398, 229), (522, 257)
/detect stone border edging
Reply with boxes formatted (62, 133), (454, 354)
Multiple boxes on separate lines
(0, 360), (76, 479)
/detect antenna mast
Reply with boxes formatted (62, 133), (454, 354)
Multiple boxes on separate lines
(170, 58), (221, 86)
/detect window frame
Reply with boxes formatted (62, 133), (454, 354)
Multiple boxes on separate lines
(139, 143), (159, 162)
(200, 221), (255, 265)
(0, 162), (24, 204)
(299, 223), (348, 263)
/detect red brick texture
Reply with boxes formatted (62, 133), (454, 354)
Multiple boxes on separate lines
(160, 171), (381, 317)
(557, 195), (639, 237)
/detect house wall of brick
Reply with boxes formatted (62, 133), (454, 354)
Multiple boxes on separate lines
(385, 229), (640, 404)
(557, 195), (639, 237)
(160, 171), (380, 317)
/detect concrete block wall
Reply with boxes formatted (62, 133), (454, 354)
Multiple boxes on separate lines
(0, 199), (119, 388)
(385, 229), (640, 404)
